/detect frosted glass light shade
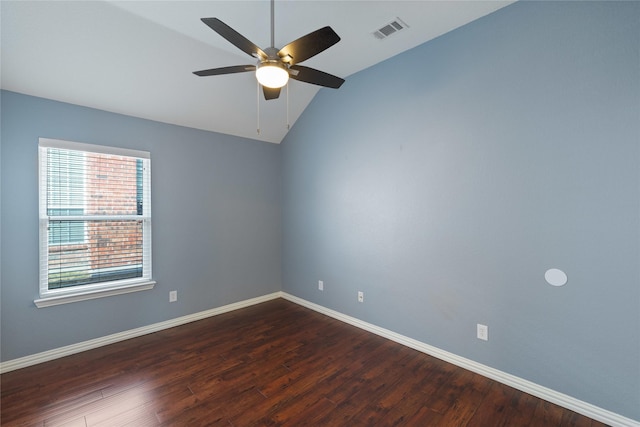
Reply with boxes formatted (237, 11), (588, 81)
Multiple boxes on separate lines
(256, 63), (289, 88)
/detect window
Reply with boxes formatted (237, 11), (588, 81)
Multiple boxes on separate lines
(36, 139), (154, 307)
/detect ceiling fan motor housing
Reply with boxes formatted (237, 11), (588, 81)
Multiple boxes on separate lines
(254, 47), (289, 88)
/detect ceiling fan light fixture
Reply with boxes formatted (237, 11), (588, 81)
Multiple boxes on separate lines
(194, 11), (344, 100)
(256, 62), (289, 88)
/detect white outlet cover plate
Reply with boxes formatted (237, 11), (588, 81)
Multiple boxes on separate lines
(477, 324), (488, 341)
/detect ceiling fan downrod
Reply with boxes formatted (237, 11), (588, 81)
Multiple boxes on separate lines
(270, 0), (275, 48)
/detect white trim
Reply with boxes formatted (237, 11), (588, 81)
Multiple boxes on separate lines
(280, 293), (640, 427)
(5, 292), (282, 373)
(34, 280), (156, 308)
(3, 291), (638, 426)
(39, 138), (150, 159)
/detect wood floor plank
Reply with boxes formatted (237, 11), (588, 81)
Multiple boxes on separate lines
(1, 299), (608, 426)
(88, 401), (159, 427)
(45, 415), (87, 427)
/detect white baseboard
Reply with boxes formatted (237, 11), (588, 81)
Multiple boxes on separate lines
(0, 292), (282, 374)
(280, 292), (639, 427)
(2, 291), (637, 426)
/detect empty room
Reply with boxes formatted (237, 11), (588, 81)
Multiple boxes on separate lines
(1, 0), (638, 426)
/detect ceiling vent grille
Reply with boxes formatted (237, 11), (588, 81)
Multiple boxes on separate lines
(373, 18), (408, 40)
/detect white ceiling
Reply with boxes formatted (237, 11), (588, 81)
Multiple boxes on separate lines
(1, 1), (513, 144)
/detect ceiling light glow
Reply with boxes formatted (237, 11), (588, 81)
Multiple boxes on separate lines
(256, 63), (289, 88)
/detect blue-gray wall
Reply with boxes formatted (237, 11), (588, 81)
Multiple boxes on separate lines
(281, 1), (639, 421)
(2, 0), (639, 422)
(1, 90), (282, 361)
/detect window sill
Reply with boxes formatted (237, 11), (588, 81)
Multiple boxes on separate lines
(34, 280), (156, 308)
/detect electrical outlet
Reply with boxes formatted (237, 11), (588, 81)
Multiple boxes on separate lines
(169, 290), (177, 302)
(358, 291), (364, 303)
(318, 280), (324, 291)
(477, 324), (488, 341)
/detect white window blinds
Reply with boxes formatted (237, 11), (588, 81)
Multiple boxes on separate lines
(39, 139), (152, 295)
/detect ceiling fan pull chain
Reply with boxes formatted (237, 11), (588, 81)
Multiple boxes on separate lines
(286, 82), (290, 131)
(257, 80), (261, 134)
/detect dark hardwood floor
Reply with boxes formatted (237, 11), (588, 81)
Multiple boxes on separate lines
(1, 299), (607, 426)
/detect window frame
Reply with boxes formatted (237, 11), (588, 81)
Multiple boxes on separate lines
(36, 138), (155, 308)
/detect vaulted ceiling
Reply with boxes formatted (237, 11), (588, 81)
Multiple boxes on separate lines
(1, 1), (513, 143)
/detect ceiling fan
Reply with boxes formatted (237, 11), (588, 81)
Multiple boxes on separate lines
(193, 0), (345, 101)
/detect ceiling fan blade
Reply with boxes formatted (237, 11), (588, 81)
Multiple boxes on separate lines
(278, 26), (340, 65)
(201, 18), (266, 59)
(289, 65), (345, 89)
(193, 65), (256, 77)
(263, 86), (281, 100)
